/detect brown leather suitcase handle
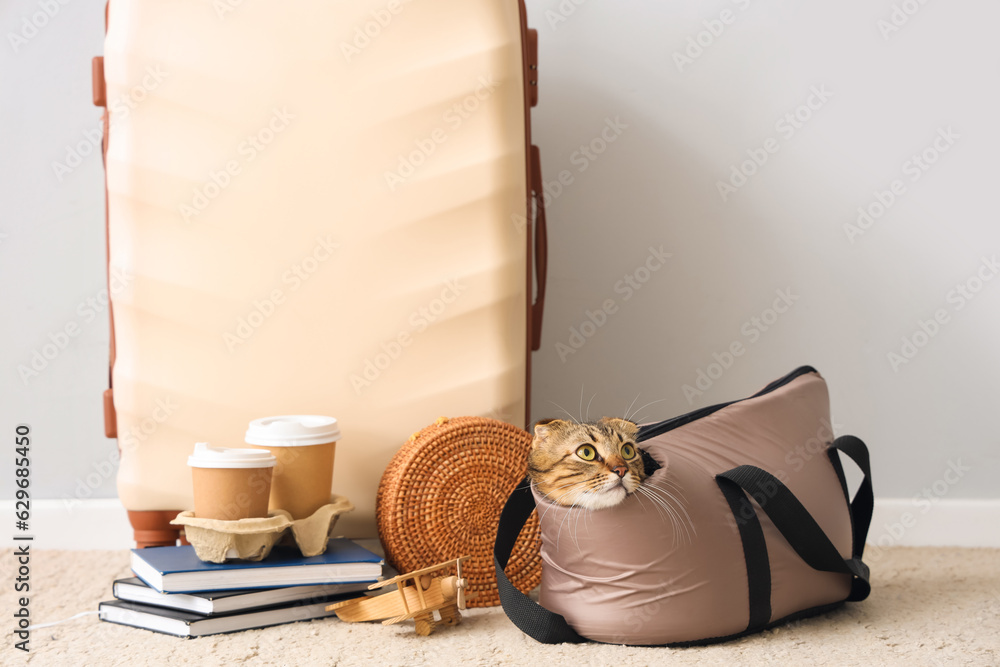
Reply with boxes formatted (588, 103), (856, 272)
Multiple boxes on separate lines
(530, 144), (546, 351)
(92, 56), (106, 107)
(97, 2), (117, 438)
(526, 28), (538, 107)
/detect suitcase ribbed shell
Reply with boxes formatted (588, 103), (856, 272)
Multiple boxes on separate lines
(103, 0), (532, 535)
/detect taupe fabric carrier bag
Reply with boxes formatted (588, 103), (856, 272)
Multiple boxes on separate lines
(494, 366), (873, 645)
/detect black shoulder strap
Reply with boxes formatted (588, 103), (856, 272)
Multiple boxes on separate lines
(827, 435), (874, 563)
(716, 435), (872, 603)
(493, 479), (586, 644)
(715, 475), (772, 632)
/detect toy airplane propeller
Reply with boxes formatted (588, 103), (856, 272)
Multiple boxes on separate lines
(328, 556), (476, 636)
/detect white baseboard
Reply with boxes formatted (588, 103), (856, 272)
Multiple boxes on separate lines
(2, 498), (999, 550)
(2, 499), (135, 550)
(868, 498), (1000, 549)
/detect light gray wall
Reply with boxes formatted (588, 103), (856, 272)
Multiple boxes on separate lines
(526, 0), (1000, 501)
(1, 0), (113, 503)
(1, 0), (997, 506)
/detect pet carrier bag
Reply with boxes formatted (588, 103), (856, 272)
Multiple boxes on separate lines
(495, 366), (872, 645)
(93, 0), (544, 545)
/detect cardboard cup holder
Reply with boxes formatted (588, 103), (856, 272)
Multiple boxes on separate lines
(171, 495), (354, 563)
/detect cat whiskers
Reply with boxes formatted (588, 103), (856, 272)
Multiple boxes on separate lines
(634, 485), (677, 536)
(569, 494), (587, 552)
(570, 487), (600, 553)
(623, 397), (670, 425)
(645, 477), (694, 533)
(622, 394), (642, 426)
(547, 401), (580, 425)
(535, 478), (591, 527)
(556, 492), (588, 552)
(539, 478), (595, 553)
(636, 478), (696, 546)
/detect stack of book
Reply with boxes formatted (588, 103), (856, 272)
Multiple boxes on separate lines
(98, 538), (384, 637)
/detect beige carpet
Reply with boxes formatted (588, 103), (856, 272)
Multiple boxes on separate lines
(3, 546), (999, 666)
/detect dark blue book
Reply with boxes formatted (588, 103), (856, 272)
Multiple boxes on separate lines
(131, 539), (384, 594)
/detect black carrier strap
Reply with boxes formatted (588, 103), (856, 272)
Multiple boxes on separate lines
(493, 480), (585, 644)
(716, 435), (873, 624)
(715, 476), (772, 632)
(827, 435), (874, 565)
(494, 436), (873, 644)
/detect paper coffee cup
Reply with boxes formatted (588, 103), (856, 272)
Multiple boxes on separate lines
(187, 443), (276, 521)
(245, 415), (341, 520)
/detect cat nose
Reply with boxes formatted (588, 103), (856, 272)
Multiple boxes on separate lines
(612, 466), (627, 478)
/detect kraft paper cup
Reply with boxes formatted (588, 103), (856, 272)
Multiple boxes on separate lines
(245, 415), (341, 520)
(187, 443), (276, 521)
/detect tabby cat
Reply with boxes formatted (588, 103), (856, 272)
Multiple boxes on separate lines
(527, 416), (647, 510)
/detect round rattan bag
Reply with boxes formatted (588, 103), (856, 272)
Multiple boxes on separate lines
(376, 416), (541, 608)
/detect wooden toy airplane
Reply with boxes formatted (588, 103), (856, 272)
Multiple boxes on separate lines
(328, 556), (476, 636)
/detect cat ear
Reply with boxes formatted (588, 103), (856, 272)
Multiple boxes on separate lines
(533, 418), (567, 441)
(599, 417), (638, 433)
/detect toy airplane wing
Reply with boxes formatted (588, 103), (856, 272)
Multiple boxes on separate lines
(369, 556), (471, 590)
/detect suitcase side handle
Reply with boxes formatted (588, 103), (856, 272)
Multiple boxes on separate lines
(96, 2), (117, 439)
(530, 145), (546, 351)
(526, 28), (538, 108)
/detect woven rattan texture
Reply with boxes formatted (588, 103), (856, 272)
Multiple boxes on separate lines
(376, 417), (541, 608)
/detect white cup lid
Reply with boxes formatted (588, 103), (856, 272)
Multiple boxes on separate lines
(245, 415), (341, 447)
(187, 442), (276, 469)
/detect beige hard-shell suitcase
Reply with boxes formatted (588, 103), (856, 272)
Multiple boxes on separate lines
(93, 0), (545, 546)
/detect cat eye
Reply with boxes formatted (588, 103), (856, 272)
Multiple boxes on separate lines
(576, 444), (597, 461)
(621, 443), (636, 460)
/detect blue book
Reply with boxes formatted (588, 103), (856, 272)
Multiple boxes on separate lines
(131, 539), (384, 594)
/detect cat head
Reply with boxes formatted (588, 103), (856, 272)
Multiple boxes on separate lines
(527, 417), (645, 510)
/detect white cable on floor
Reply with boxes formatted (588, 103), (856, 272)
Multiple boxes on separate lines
(26, 610), (101, 631)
